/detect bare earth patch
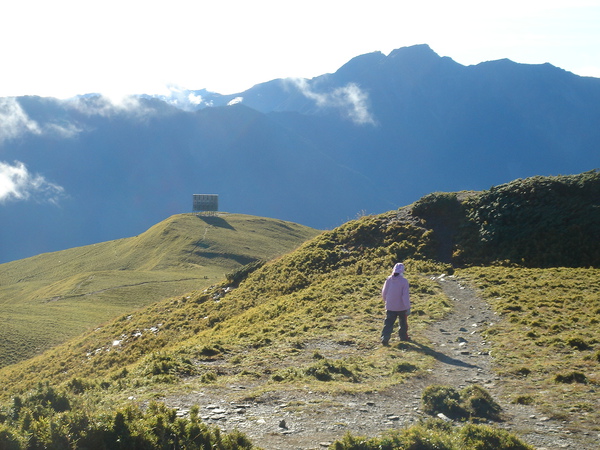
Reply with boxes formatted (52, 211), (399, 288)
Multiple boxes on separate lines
(164, 276), (596, 449)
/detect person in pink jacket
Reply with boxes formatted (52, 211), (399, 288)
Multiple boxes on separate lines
(381, 262), (411, 345)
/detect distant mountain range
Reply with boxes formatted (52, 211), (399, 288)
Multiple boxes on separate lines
(1, 44), (599, 263)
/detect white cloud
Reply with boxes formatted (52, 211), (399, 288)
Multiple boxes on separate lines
(65, 95), (153, 118)
(188, 92), (203, 105)
(152, 86), (211, 111)
(44, 122), (83, 138)
(0, 97), (85, 141)
(0, 161), (65, 204)
(0, 98), (41, 142)
(227, 97), (243, 106)
(291, 79), (376, 125)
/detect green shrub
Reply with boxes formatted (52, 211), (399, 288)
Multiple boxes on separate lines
(555, 371), (588, 384)
(200, 371), (217, 383)
(226, 260), (265, 285)
(0, 424), (23, 450)
(392, 362), (419, 374)
(422, 385), (463, 419)
(566, 337), (591, 351)
(305, 359), (359, 382)
(460, 385), (502, 422)
(0, 396), (255, 450)
(515, 367), (531, 377)
(422, 385), (502, 422)
(330, 419), (533, 450)
(26, 382), (71, 413)
(138, 352), (196, 378)
(513, 395), (534, 405)
(458, 423), (534, 449)
(199, 345), (223, 357)
(461, 170), (600, 267)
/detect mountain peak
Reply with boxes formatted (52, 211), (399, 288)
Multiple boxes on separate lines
(388, 43), (439, 59)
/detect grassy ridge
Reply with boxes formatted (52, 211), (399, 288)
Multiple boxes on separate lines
(0, 213), (319, 368)
(0, 171), (598, 448)
(0, 212), (451, 397)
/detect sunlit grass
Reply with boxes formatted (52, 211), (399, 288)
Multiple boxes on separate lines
(458, 266), (600, 432)
(0, 213), (319, 368)
(0, 171), (597, 447)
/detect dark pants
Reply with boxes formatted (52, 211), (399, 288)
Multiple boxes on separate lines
(381, 310), (409, 342)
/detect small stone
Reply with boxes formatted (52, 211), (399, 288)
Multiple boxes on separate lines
(279, 420), (288, 429)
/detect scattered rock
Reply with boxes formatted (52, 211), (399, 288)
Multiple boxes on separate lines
(161, 276), (590, 450)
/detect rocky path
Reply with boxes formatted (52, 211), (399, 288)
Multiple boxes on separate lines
(432, 275), (585, 450)
(166, 275), (592, 449)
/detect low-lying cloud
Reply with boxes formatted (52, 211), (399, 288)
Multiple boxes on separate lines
(0, 98), (41, 143)
(0, 161), (65, 204)
(0, 97), (83, 142)
(65, 94), (154, 118)
(158, 87), (212, 111)
(290, 79), (376, 125)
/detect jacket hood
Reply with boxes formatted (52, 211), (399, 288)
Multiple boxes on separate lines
(392, 263), (405, 274)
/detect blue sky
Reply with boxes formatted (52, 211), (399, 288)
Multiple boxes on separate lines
(0, 0), (599, 101)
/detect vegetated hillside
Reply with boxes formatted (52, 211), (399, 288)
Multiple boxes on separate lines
(412, 169), (600, 268)
(0, 171), (597, 448)
(0, 213), (319, 369)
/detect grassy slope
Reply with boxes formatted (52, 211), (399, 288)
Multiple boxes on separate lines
(0, 171), (598, 445)
(0, 212), (451, 398)
(0, 213), (319, 368)
(459, 266), (600, 431)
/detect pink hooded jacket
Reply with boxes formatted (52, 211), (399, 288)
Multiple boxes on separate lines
(381, 263), (410, 311)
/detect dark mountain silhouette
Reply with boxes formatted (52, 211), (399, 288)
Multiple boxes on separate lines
(1, 44), (599, 263)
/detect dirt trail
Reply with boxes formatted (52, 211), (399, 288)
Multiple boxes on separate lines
(166, 275), (593, 450)
(432, 276), (587, 450)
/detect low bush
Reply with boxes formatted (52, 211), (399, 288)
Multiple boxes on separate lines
(460, 385), (502, 422)
(392, 362), (419, 374)
(513, 395), (534, 405)
(566, 337), (591, 351)
(329, 419), (533, 450)
(0, 393), (254, 450)
(554, 371), (588, 384)
(305, 359), (360, 383)
(422, 385), (463, 419)
(421, 384), (502, 422)
(137, 352), (196, 378)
